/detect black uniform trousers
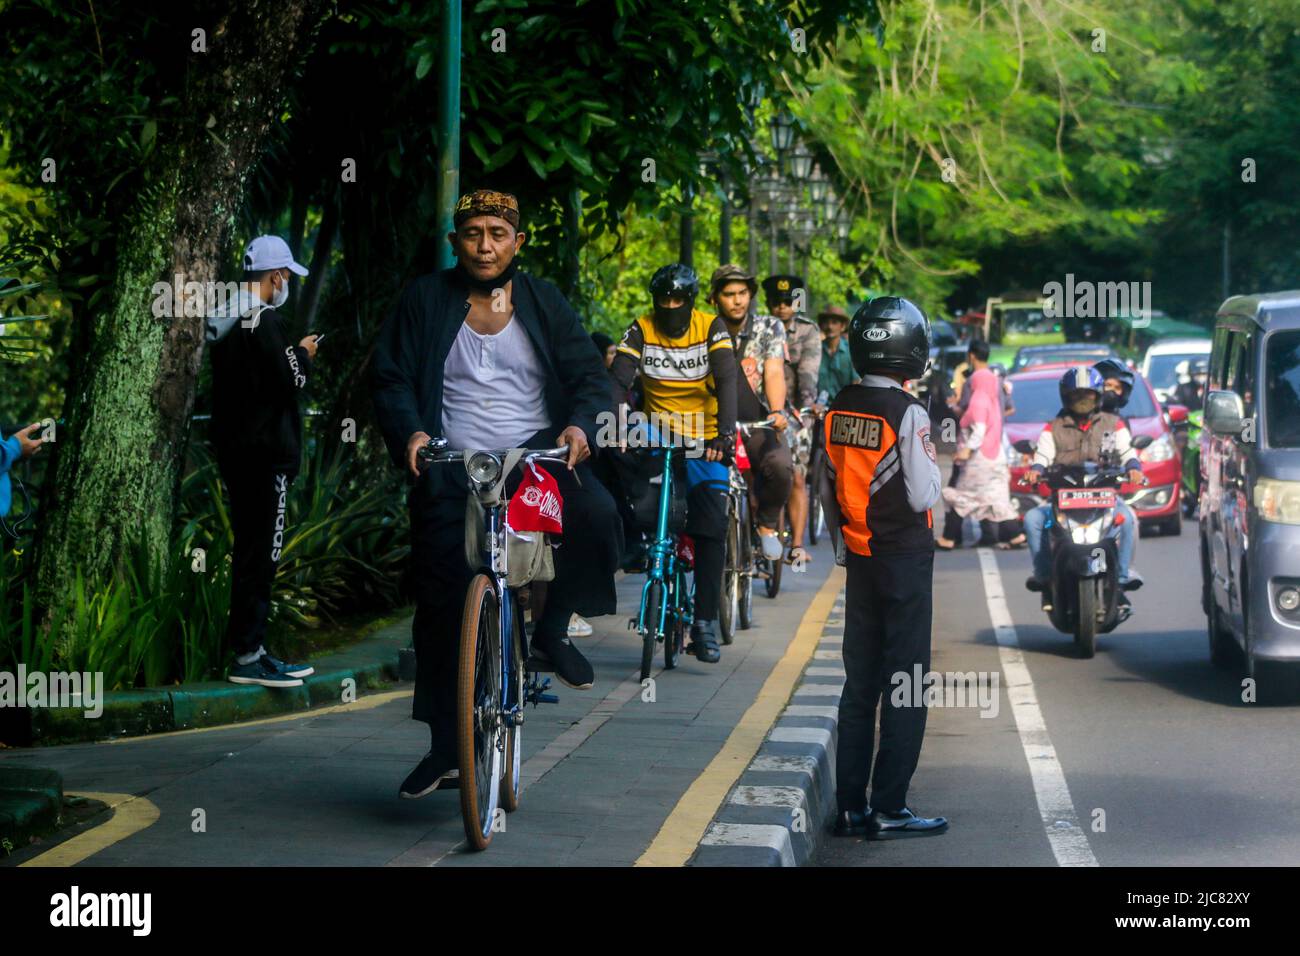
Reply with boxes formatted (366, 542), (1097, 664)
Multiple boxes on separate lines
(218, 454), (295, 659)
(408, 429), (622, 742)
(836, 548), (934, 814)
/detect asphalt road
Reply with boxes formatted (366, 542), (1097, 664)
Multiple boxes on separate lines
(5, 500), (1297, 868)
(815, 521), (1300, 867)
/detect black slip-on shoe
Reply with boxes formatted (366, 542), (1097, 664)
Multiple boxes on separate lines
(833, 808), (871, 837)
(688, 619), (721, 663)
(530, 633), (594, 690)
(868, 807), (949, 840)
(399, 749), (457, 800)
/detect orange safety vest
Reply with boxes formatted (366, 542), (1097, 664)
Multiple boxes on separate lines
(824, 384), (934, 556)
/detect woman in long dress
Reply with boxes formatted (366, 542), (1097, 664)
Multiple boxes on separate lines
(936, 368), (1026, 549)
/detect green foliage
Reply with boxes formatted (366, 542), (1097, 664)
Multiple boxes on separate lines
(792, 0), (1191, 310)
(0, 435), (409, 689)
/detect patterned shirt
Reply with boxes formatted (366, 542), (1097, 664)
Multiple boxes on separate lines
(727, 311), (787, 412)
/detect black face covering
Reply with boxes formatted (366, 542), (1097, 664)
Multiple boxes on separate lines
(652, 301), (694, 338)
(1101, 390), (1122, 412)
(456, 258), (518, 293)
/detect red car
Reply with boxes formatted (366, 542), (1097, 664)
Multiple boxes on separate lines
(1003, 363), (1187, 536)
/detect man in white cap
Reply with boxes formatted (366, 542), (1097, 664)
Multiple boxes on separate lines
(206, 235), (320, 687)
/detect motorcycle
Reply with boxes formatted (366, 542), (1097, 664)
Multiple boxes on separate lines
(1014, 436), (1152, 658)
(1177, 407), (1203, 518)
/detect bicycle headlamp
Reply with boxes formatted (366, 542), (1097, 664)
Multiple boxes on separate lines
(467, 452), (503, 487)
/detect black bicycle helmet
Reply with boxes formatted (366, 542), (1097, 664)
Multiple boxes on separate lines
(847, 296), (931, 380)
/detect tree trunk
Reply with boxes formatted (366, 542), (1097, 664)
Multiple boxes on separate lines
(34, 0), (332, 611)
(302, 189), (339, 332)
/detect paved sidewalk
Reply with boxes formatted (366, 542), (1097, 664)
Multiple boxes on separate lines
(0, 543), (836, 867)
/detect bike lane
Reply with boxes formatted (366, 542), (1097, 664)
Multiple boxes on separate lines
(2, 551), (836, 867)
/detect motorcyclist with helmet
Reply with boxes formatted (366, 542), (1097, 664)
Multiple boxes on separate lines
(819, 296), (948, 841)
(1023, 367), (1146, 612)
(1093, 356), (1136, 421)
(609, 264), (738, 664)
(1173, 357), (1209, 411)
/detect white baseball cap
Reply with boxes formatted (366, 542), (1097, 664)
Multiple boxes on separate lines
(242, 235), (309, 276)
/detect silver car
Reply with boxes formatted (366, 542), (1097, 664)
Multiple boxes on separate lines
(1201, 291), (1300, 701)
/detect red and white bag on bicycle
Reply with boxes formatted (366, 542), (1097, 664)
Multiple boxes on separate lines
(507, 459), (564, 535)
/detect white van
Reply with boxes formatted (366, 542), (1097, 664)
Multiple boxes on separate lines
(1141, 337), (1212, 403)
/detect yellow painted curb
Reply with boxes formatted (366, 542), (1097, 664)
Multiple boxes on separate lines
(635, 564), (845, 867)
(21, 792), (160, 868)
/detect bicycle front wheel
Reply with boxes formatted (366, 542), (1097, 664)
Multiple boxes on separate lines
(500, 595), (525, 813)
(641, 578), (663, 682)
(458, 574), (504, 850)
(720, 507), (740, 645)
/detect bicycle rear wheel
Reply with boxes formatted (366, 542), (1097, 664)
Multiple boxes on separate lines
(808, 455), (823, 546)
(664, 574), (682, 670)
(458, 574), (503, 850)
(500, 594), (525, 813)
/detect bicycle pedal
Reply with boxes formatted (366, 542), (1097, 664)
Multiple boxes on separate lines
(537, 693), (559, 704)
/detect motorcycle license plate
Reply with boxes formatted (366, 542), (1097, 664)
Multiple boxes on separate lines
(1057, 488), (1116, 510)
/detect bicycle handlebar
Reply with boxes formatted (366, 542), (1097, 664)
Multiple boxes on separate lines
(417, 443), (572, 465)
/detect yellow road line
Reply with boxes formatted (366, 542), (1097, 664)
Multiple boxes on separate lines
(635, 564), (845, 867)
(104, 688), (413, 745)
(21, 792), (160, 868)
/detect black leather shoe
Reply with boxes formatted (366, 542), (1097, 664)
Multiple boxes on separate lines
(868, 807), (949, 839)
(399, 748), (456, 799)
(833, 808), (871, 837)
(530, 632), (594, 690)
(1025, 576), (1045, 592)
(688, 619), (721, 663)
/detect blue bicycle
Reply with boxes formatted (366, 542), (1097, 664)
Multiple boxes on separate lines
(417, 437), (567, 851)
(632, 440), (694, 682)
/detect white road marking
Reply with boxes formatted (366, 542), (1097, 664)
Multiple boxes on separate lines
(700, 822), (796, 866)
(977, 549), (1099, 867)
(813, 649), (842, 660)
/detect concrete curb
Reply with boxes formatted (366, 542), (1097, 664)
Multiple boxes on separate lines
(690, 589), (845, 866)
(0, 766), (63, 848)
(3, 618), (411, 747)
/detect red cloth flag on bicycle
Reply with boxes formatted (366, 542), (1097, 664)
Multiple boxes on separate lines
(508, 460), (564, 534)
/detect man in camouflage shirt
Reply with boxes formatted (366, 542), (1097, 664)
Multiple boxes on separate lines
(762, 274), (822, 566)
(710, 264), (793, 561)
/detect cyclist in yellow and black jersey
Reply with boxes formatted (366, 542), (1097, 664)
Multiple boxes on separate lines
(610, 263), (738, 664)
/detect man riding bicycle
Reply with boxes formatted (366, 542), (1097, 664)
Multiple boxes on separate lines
(709, 263), (792, 561)
(371, 189), (621, 799)
(609, 264), (738, 664)
(763, 274), (822, 567)
(1022, 367), (1145, 612)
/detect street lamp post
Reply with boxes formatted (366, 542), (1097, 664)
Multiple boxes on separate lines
(435, 0), (462, 271)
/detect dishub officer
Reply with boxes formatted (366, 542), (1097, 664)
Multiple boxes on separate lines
(819, 297), (950, 840)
